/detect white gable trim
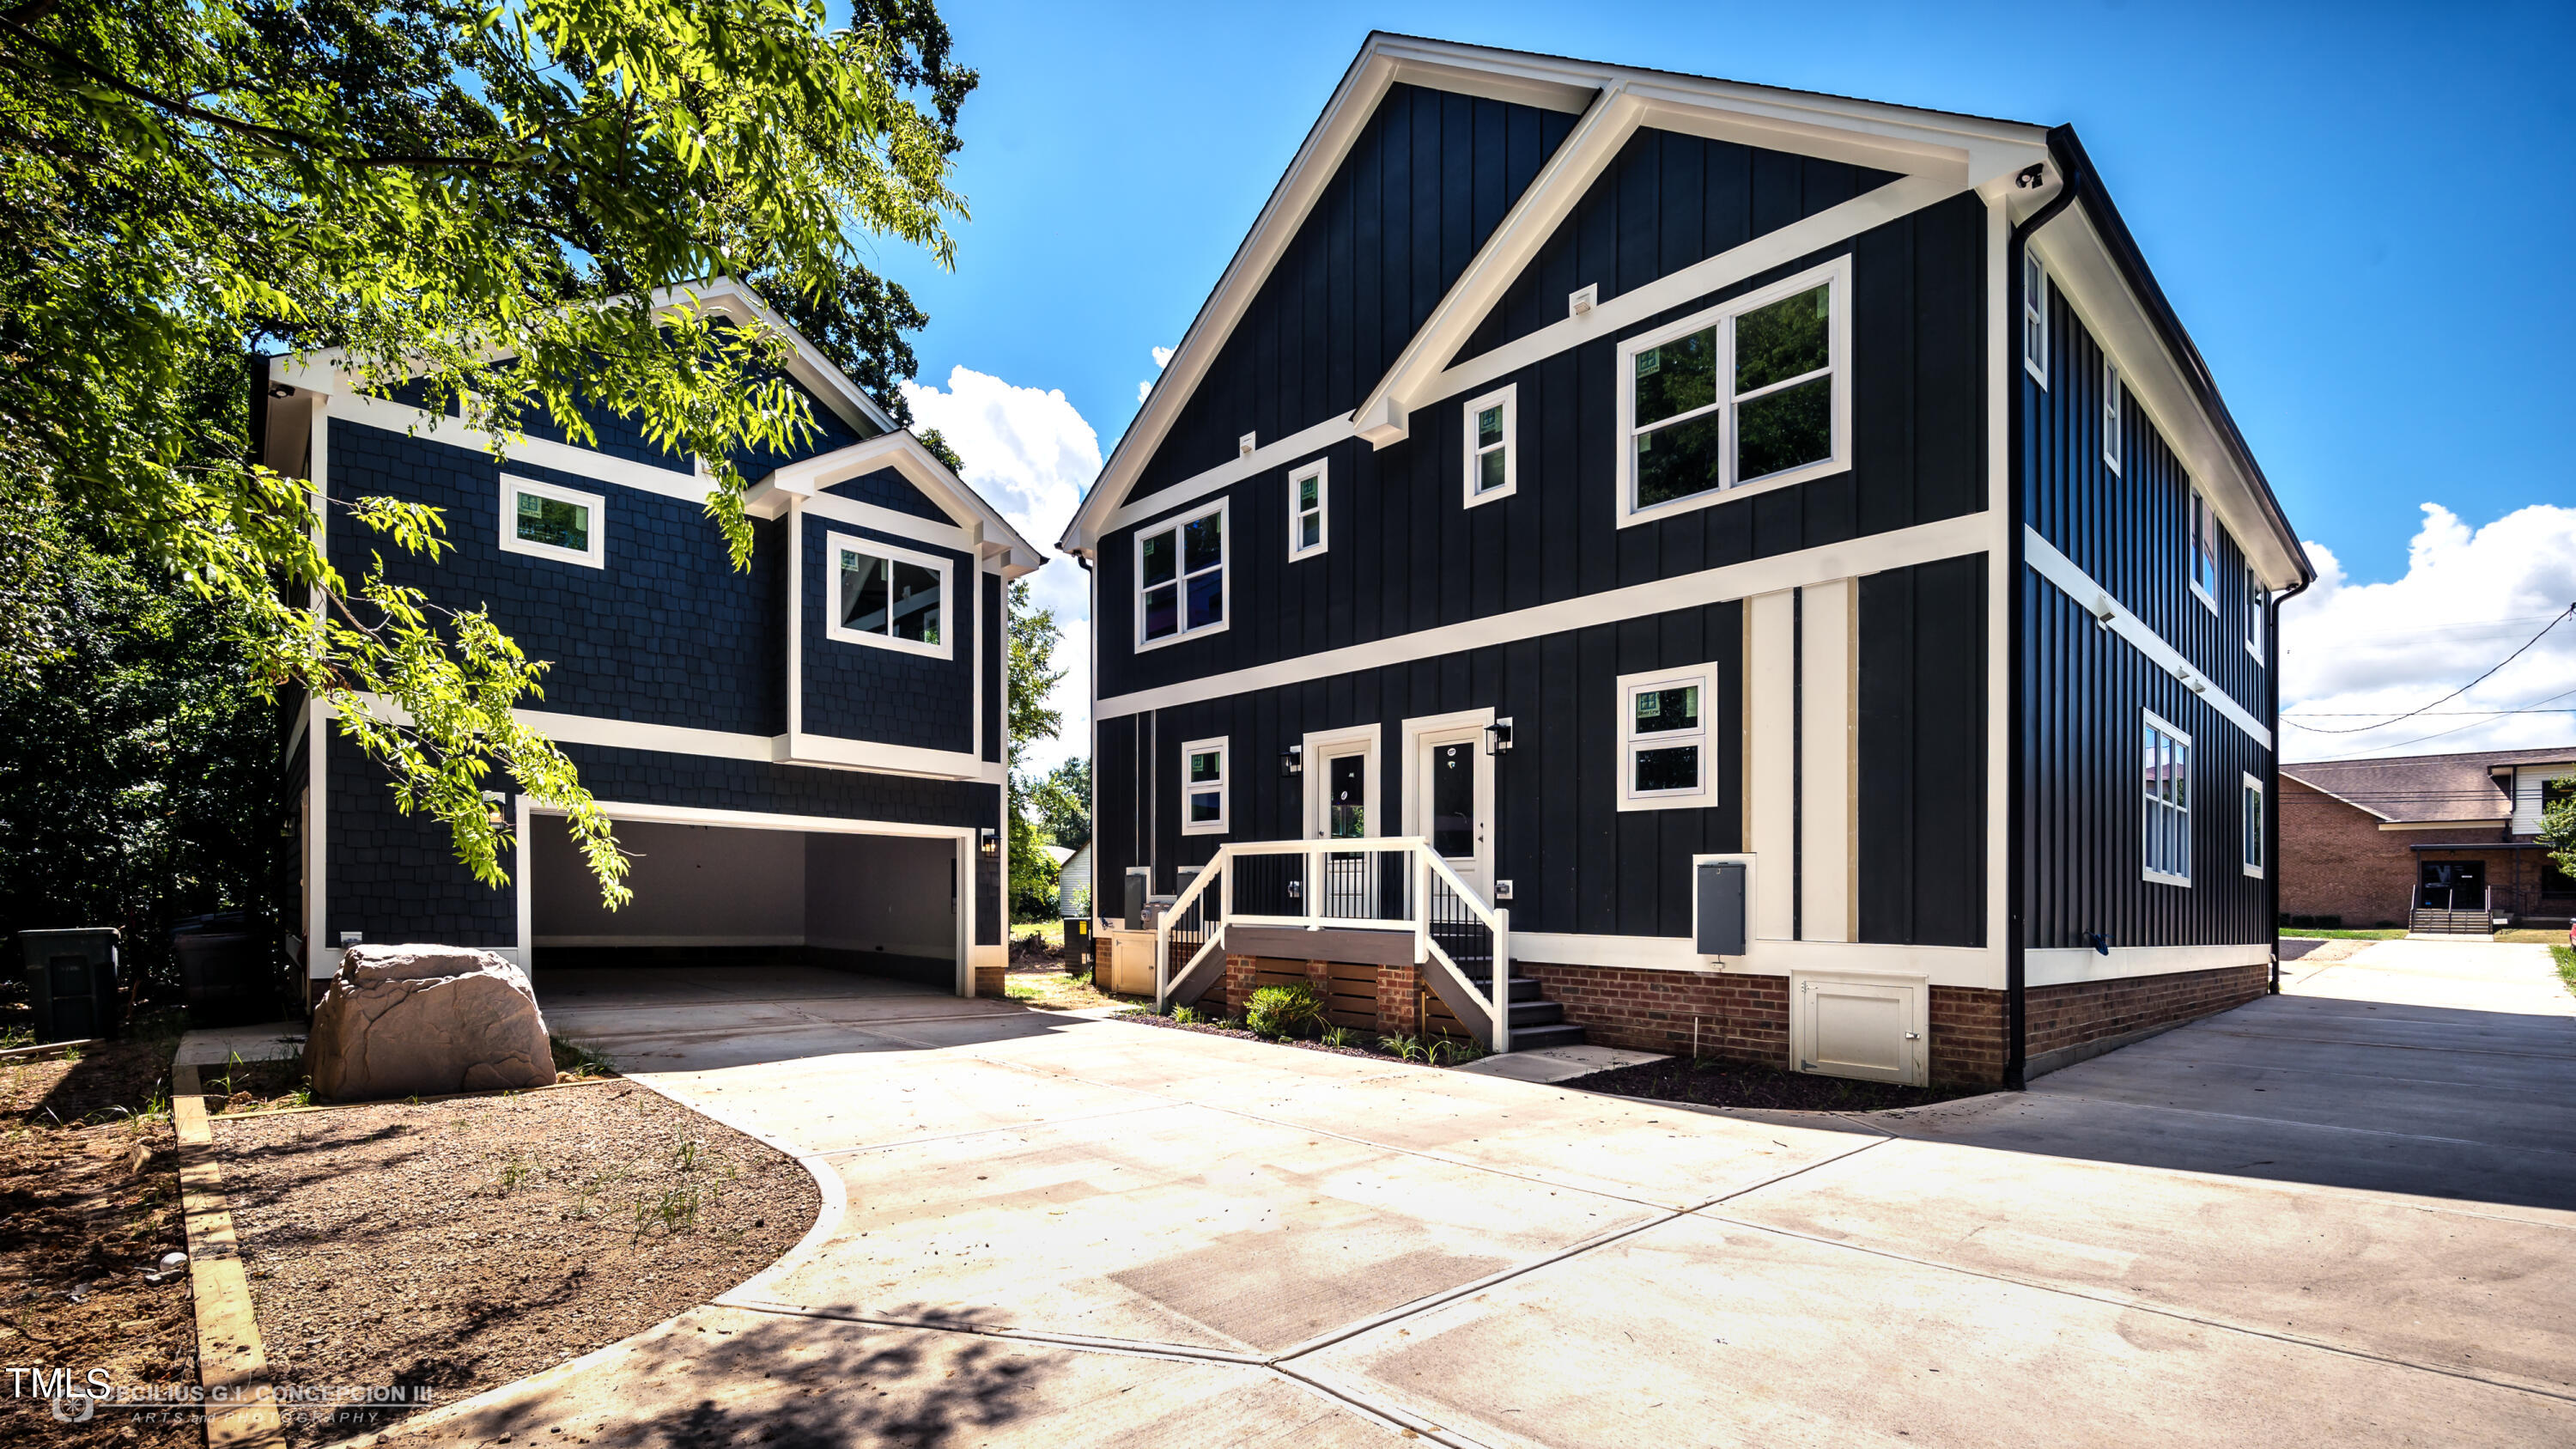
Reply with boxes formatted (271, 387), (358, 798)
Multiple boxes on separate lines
(744, 430), (1042, 574)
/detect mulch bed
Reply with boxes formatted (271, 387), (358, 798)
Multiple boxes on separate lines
(1564, 1056), (1987, 1112)
(1116, 1008), (1482, 1064)
(0, 1026), (198, 1448)
(212, 1081), (818, 1446)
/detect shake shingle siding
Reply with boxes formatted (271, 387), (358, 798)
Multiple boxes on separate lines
(795, 514), (975, 751)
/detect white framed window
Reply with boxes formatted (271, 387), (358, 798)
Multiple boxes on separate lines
(2023, 253), (2049, 386)
(1462, 382), (1516, 508)
(1136, 497), (1228, 650)
(2142, 710), (2193, 886)
(498, 475), (605, 569)
(2245, 563), (2265, 660)
(1618, 663), (1717, 811)
(2102, 358), (2123, 474)
(1616, 255), (1851, 527)
(1288, 460), (1327, 561)
(2188, 486), (2221, 612)
(825, 532), (951, 659)
(1181, 737), (1229, 835)
(2240, 772), (2265, 879)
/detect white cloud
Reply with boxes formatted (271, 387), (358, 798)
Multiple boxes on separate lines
(1151, 345), (1175, 368)
(1135, 345), (1176, 408)
(898, 366), (1101, 776)
(1136, 378), (1152, 405)
(2280, 502), (2576, 761)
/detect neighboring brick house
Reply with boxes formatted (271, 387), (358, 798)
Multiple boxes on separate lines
(2280, 747), (2576, 932)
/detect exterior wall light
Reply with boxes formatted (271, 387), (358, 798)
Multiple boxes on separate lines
(1484, 718), (1515, 755)
(1280, 744), (1303, 776)
(978, 827), (999, 861)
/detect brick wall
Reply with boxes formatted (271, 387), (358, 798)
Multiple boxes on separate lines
(1933, 962), (2271, 1087)
(1521, 963), (1790, 1065)
(2279, 776), (2497, 928)
(1929, 987), (2005, 1086)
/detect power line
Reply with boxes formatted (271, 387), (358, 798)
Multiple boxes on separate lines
(2340, 685), (2576, 758)
(2289, 604), (2575, 734)
(2285, 709), (2576, 719)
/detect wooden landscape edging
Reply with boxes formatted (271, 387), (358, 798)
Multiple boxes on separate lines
(172, 1061), (287, 1448)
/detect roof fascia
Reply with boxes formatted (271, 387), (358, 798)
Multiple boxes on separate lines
(749, 429), (1043, 574)
(2034, 129), (2311, 592)
(2277, 770), (2397, 822)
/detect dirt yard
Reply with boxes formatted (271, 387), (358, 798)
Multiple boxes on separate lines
(212, 1081), (818, 1446)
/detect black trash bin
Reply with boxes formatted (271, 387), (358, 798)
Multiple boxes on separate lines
(19, 928), (121, 1043)
(171, 913), (273, 1026)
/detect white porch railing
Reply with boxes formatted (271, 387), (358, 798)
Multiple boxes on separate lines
(1153, 837), (1512, 1051)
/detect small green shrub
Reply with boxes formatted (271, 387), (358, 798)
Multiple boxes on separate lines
(1378, 1033), (1427, 1062)
(1320, 1026), (1359, 1049)
(1171, 1006), (1206, 1026)
(1427, 1038), (1487, 1067)
(1245, 983), (1327, 1039)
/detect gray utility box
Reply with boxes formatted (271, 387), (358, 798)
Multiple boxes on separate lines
(1693, 861), (1747, 957)
(1124, 867), (1154, 929)
(21, 928), (122, 1043)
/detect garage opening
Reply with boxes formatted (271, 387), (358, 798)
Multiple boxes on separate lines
(528, 817), (959, 989)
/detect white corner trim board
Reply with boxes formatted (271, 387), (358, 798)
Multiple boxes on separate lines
(2022, 527), (2273, 750)
(1094, 512), (1991, 720)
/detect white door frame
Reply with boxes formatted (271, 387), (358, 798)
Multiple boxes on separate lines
(1400, 707), (1495, 902)
(1301, 726), (1380, 841)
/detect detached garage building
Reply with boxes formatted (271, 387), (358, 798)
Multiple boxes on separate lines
(263, 278), (1042, 999)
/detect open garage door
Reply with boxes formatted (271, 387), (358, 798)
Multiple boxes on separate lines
(528, 817), (963, 990)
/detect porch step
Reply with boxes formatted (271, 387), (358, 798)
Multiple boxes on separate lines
(1508, 999), (1565, 1029)
(1508, 1022), (1589, 1051)
(2409, 908), (2494, 935)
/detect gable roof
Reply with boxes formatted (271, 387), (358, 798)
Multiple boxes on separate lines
(1059, 33), (2311, 594)
(745, 428), (1044, 573)
(2282, 746), (2576, 825)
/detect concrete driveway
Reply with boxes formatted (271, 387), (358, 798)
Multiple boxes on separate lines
(371, 945), (2576, 1447)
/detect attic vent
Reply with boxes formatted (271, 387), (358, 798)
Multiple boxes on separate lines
(1238, 432), (1257, 459)
(1568, 284), (1598, 319)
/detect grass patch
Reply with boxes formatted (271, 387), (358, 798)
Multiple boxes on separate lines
(2552, 944), (2575, 1000)
(550, 1035), (620, 1081)
(2495, 928), (2569, 945)
(1004, 968), (1123, 1012)
(2279, 928), (2407, 940)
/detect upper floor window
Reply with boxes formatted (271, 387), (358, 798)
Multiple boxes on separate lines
(1617, 663), (1717, 811)
(2023, 253), (2049, 386)
(827, 533), (950, 658)
(1616, 257), (1850, 527)
(2102, 359), (2123, 474)
(2240, 773), (2265, 879)
(1181, 737), (1229, 835)
(1288, 460), (1327, 562)
(2245, 563), (2265, 659)
(2188, 486), (2221, 610)
(2143, 711), (2192, 886)
(1463, 382), (1516, 508)
(1138, 498), (1226, 648)
(499, 475), (605, 569)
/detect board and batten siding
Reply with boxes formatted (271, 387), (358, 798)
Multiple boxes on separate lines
(1098, 190), (1990, 703)
(1127, 83), (1579, 506)
(1856, 553), (1988, 948)
(1457, 126), (1900, 362)
(1096, 600), (1744, 941)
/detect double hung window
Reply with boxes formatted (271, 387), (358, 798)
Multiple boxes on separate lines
(1618, 664), (1717, 810)
(1181, 738), (1229, 835)
(2023, 253), (2050, 384)
(2240, 773), (2265, 878)
(2245, 563), (2265, 658)
(1288, 461), (1327, 561)
(2102, 359), (2123, 473)
(2143, 712), (2193, 886)
(499, 475), (605, 569)
(1462, 383), (1516, 506)
(1137, 499), (1227, 648)
(1617, 258), (1849, 526)
(827, 533), (950, 658)
(2188, 487), (2221, 609)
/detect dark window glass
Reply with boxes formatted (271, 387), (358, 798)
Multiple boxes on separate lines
(1477, 405), (1504, 449)
(1430, 742), (1473, 857)
(1735, 285), (1829, 393)
(1632, 745), (1699, 795)
(889, 558), (941, 643)
(1736, 375), (1832, 482)
(1633, 685), (1700, 734)
(1186, 569), (1223, 629)
(1143, 584), (1177, 640)
(1183, 512), (1222, 573)
(1633, 327), (1716, 429)
(839, 551), (890, 633)
(1298, 474), (1319, 511)
(1634, 411), (1725, 509)
(1328, 753), (1365, 839)
(516, 491), (590, 552)
(1478, 447), (1507, 494)
(1189, 789), (1222, 825)
(1140, 528), (1176, 588)
(1188, 749), (1222, 785)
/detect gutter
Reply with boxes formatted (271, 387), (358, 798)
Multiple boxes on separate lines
(2266, 572), (2309, 991)
(2003, 160), (2078, 1093)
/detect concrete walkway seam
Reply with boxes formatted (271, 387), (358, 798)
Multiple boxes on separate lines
(1269, 1362), (1495, 1449)
(172, 1061), (287, 1448)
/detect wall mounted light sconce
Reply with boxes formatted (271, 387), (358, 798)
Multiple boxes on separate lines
(482, 789), (508, 829)
(1484, 718), (1515, 756)
(978, 827), (999, 861)
(1280, 743), (1303, 776)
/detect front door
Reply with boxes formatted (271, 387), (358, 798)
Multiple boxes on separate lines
(2419, 861), (2487, 911)
(1308, 733), (1376, 919)
(1411, 721), (1493, 903)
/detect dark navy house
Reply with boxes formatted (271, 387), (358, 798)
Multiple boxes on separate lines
(264, 278), (1042, 1001)
(1060, 35), (2312, 1086)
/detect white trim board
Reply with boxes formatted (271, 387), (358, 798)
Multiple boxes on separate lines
(527, 797), (976, 843)
(2022, 527), (2273, 750)
(2025, 942), (2271, 989)
(1096, 512), (1992, 720)
(327, 695), (1000, 782)
(1514, 930), (2002, 990)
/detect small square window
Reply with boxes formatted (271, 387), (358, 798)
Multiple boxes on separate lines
(498, 475), (605, 569)
(1618, 664), (1717, 811)
(1461, 383), (1516, 508)
(825, 531), (951, 658)
(1181, 736), (1228, 835)
(1288, 460), (1327, 561)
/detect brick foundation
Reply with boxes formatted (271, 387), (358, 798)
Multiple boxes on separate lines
(1929, 986), (2006, 1086)
(1929, 963), (2271, 1086)
(1520, 963), (1790, 1065)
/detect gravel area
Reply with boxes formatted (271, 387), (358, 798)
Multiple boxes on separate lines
(212, 1081), (817, 1445)
(1565, 1056), (1987, 1112)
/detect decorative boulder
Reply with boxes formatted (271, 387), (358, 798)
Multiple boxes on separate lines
(304, 945), (556, 1101)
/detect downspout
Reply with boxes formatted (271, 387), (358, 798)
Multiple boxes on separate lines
(2004, 147), (2079, 1093)
(2264, 570), (2310, 992)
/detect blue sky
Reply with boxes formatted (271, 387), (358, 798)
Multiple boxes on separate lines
(883, 1), (2576, 767)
